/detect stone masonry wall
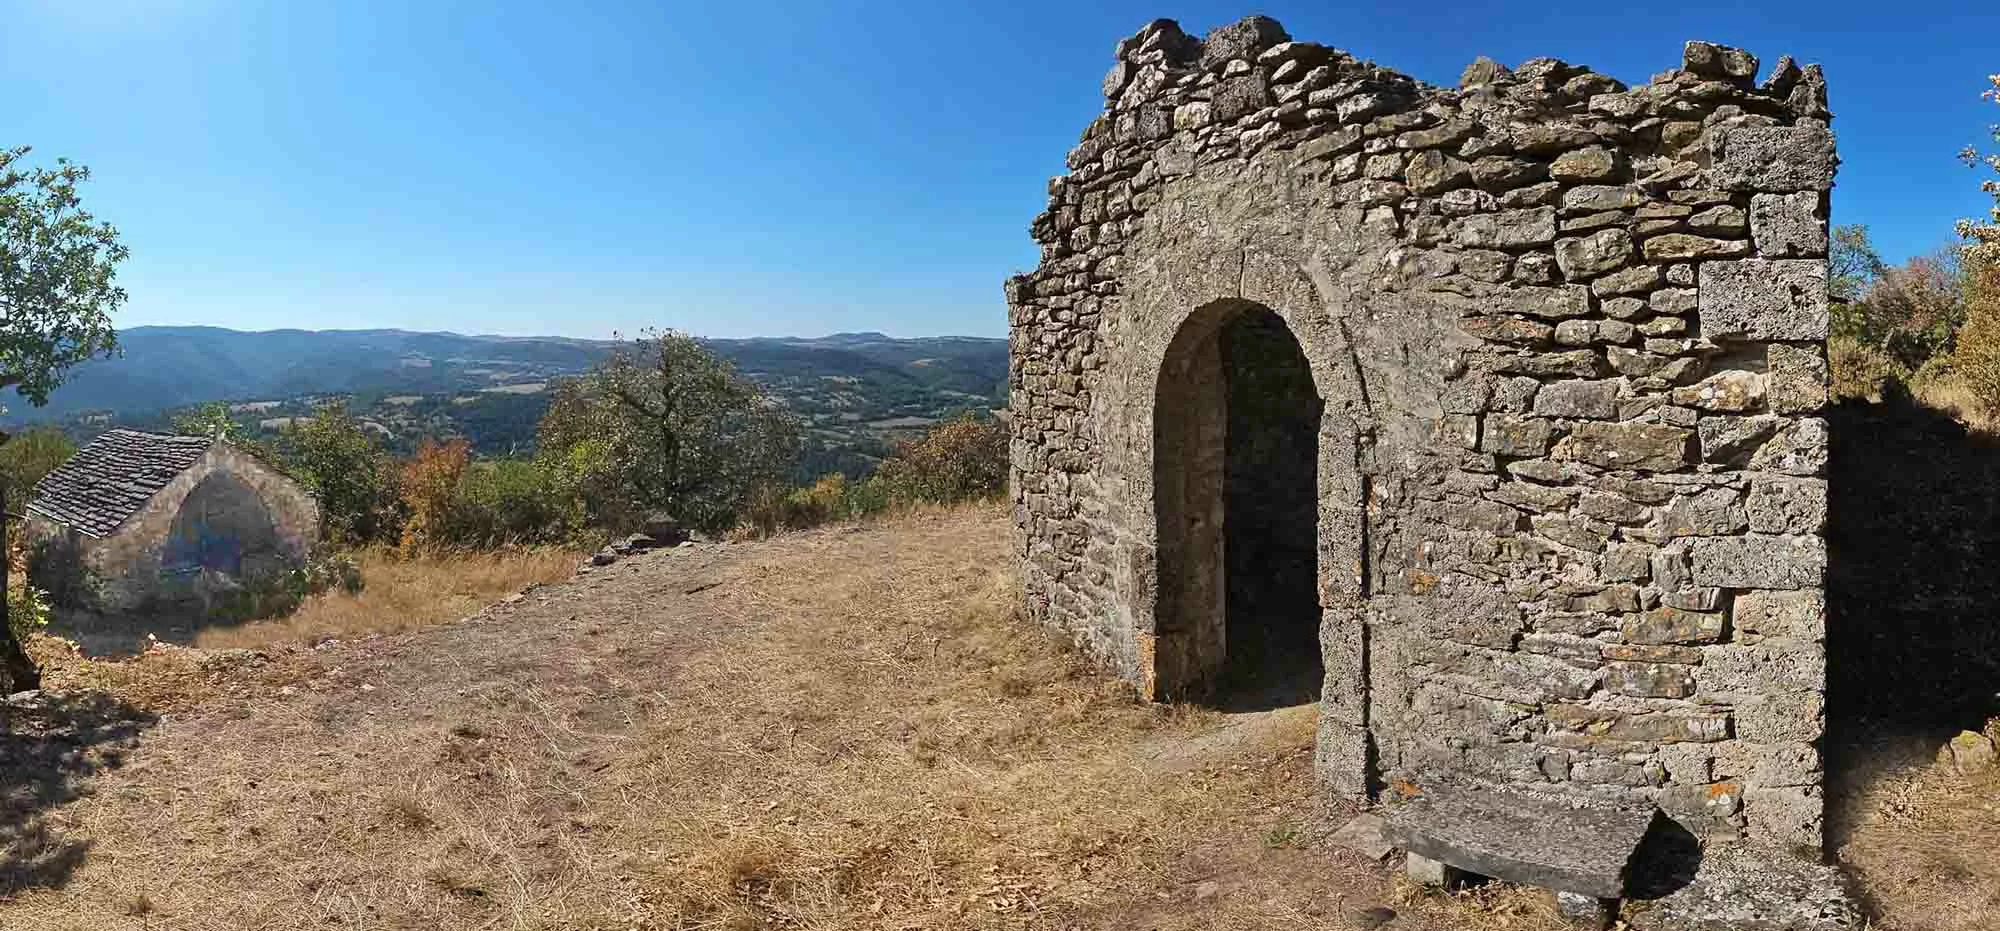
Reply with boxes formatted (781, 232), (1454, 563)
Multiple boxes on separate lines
(1007, 16), (1833, 853)
(65, 444), (318, 611)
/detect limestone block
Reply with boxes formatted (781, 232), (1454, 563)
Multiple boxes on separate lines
(1743, 785), (1824, 850)
(1750, 417), (1829, 476)
(1745, 476), (1827, 534)
(1733, 590), (1826, 643)
(1751, 192), (1827, 257)
(1200, 15), (1289, 70)
(1938, 731), (2000, 775)
(1734, 692), (1826, 744)
(1696, 259), (1829, 340)
(1687, 535), (1825, 590)
(1555, 229), (1635, 280)
(1533, 380), (1621, 419)
(1620, 605), (1726, 645)
(1700, 641), (1826, 699)
(1684, 40), (1759, 79)
(1453, 207), (1559, 248)
(1709, 124), (1837, 192)
(1670, 370), (1765, 412)
(1552, 422), (1692, 472)
(1767, 343), (1829, 413)
(1658, 488), (1748, 537)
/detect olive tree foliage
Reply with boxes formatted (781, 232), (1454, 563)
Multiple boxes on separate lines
(0, 146), (128, 692)
(537, 330), (800, 533)
(0, 147), (125, 414)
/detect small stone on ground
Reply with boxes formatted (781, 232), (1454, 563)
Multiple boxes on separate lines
(1331, 812), (1395, 860)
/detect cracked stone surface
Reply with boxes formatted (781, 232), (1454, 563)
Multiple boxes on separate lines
(1382, 781), (1657, 899)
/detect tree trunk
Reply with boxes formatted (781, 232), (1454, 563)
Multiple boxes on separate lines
(0, 486), (40, 693)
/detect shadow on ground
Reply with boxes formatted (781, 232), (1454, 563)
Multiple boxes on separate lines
(1826, 389), (2000, 837)
(0, 689), (155, 893)
(49, 608), (231, 659)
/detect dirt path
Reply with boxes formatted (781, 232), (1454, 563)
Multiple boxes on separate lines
(0, 508), (1554, 931)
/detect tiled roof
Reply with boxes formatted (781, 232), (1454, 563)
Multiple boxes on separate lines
(25, 429), (216, 537)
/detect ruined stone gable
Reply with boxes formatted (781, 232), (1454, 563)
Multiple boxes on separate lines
(1007, 16), (1833, 855)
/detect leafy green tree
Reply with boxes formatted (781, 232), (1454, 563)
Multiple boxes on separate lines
(537, 329), (800, 533)
(1828, 224), (1884, 309)
(0, 147), (125, 414)
(275, 402), (401, 544)
(0, 146), (127, 692)
(173, 401), (244, 440)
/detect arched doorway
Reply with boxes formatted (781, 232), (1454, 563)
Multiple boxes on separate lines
(1154, 301), (1325, 709)
(162, 471), (282, 579)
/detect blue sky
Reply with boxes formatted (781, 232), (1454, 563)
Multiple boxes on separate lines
(5, 1), (1998, 339)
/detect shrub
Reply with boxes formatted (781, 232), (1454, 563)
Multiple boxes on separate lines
(735, 415), (1007, 538)
(277, 402), (402, 545)
(1951, 260), (2000, 420)
(399, 438), (471, 552)
(1829, 335), (1910, 401)
(0, 426), (76, 506)
(742, 473), (856, 536)
(26, 532), (97, 611)
(201, 550), (364, 624)
(453, 459), (581, 547)
(7, 582), (50, 643)
(399, 439), (580, 551)
(871, 414), (1007, 506)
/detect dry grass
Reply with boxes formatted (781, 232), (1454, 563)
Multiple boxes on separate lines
(20, 506), (1997, 929)
(1839, 730), (2000, 930)
(1, 506), (1479, 930)
(191, 546), (580, 651)
(1913, 378), (2000, 433)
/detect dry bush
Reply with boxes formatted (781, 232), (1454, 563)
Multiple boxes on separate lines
(191, 547), (578, 650)
(1831, 334), (1911, 402)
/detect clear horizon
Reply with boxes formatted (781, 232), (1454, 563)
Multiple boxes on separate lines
(8, 1), (2000, 341)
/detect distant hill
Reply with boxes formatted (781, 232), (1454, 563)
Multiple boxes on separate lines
(5, 326), (1009, 476)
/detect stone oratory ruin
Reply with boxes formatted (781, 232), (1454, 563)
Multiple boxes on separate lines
(1007, 15), (1851, 926)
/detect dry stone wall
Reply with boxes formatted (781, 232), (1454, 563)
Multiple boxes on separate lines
(1007, 15), (1834, 854)
(31, 444), (319, 611)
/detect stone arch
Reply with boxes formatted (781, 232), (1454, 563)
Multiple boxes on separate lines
(1153, 298), (1328, 708)
(160, 469), (283, 580)
(1118, 256), (1375, 795)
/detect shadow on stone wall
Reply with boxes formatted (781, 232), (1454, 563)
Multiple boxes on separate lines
(0, 690), (154, 894)
(1826, 387), (2000, 794)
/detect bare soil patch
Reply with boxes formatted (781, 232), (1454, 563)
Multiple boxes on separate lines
(1, 507), (1533, 931)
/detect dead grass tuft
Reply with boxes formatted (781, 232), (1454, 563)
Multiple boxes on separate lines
(382, 791), (435, 831)
(1388, 875), (1566, 929)
(192, 546), (579, 651)
(1839, 726), (2000, 930)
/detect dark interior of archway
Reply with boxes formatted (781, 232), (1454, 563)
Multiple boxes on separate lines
(1213, 308), (1324, 710)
